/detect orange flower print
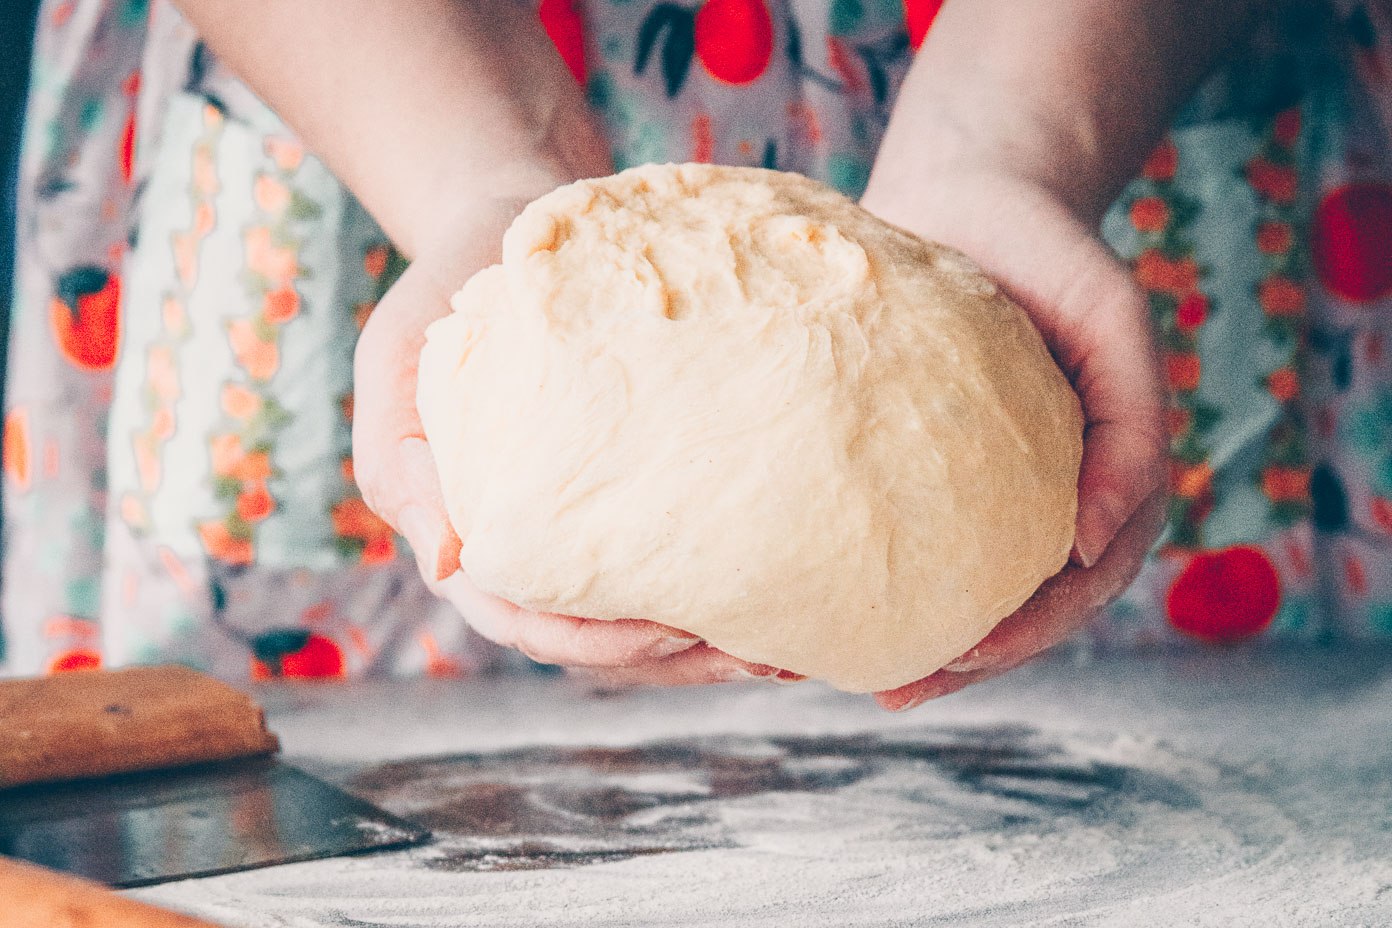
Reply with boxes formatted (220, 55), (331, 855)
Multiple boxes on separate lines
(173, 232), (199, 286)
(120, 493), (147, 528)
(363, 245), (389, 279)
(331, 497), (391, 539)
(134, 438), (160, 492)
(1141, 139), (1177, 181)
(340, 456), (355, 484)
(147, 345), (179, 403)
(50, 267), (121, 371)
(361, 534), (397, 565)
(221, 383), (262, 420)
(1166, 353), (1201, 391)
(1130, 196), (1169, 233)
(354, 302), (375, 330)
(227, 318), (280, 381)
(264, 136), (304, 172)
(1259, 277), (1305, 316)
(4, 408), (31, 490)
(193, 201), (215, 236)
(1173, 461), (1212, 498)
(1165, 407), (1191, 438)
(691, 113), (715, 163)
(1256, 221), (1292, 254)
(1261, 466), (1309, 502)
(193, 145), (219, 196)
(244, 227), (298, 285)
(263, 287), (300, 324)
(237, 482), (276, 523)
(211, 433), (244, 476)
(253, 173), (290, 215)
(198, 520), (254, 565)
(162, 296), (187, 335)
(233, 450), (273, 482)
(151, 406), (175, 440)
(1266, 367), (1299, 402)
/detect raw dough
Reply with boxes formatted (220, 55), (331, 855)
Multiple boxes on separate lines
(417, 163), (1082, 692)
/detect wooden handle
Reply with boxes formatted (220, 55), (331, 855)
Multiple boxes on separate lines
(0, 665), (279, 788)
(0, 856), (225, 927)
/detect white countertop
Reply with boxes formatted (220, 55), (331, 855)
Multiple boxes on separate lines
(133, 646), (1392, 927)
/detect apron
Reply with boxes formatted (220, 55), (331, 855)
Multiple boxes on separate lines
(4, 0), (1390, 678)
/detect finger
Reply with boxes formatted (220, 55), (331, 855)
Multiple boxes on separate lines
(433, 572), (702, 668)
(352, 211), (514, 581)
(982, 214), (1167, 570)
(876, 487), (1166, 711)
(572, 643), (798, 688)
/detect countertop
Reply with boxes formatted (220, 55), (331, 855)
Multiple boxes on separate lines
(132, 646), (1392, 927)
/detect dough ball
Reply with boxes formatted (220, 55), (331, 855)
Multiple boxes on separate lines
(417, 163), (1082, 692)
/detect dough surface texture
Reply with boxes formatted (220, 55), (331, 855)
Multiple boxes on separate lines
(418, 163), (1082, 692)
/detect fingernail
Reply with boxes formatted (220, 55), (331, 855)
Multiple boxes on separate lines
(772, 669), (807, 685)
(646, 634), (701, 659)
(942, 650), (996, 673)
(726, 664), (778, 682)
(1070, 540), (1097, 570)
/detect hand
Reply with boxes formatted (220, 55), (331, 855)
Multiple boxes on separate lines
(860, 169), (1169, 710)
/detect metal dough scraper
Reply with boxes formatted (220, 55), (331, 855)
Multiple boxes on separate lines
(0, 666), (429, 888)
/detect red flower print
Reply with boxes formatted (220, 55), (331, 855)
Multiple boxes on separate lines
(1166, 545), (1281, 641)
(1311, 183), (1392, 303)
(637, 0), (773, 97)
(1261, 466), (1309, 502)
(50, 267), (121, 371)
(539, 0), (588, 84)
(1141, 139), (1177, 182)
(1174, 292), (1208, 332)
(251, 632), (346, 680)
(904, 0), (945, 51)
(1245, 158), (1297, 204)
(1256, 221), (1293, 254)
(1258, 276), (1305, 316)
(1134, 250), (1199, 295)
(1130, 196), (1169, 232)
(1266, 367), (1299, 402)
(47, 648), (102, 674)
(1165, 407), (1191, 438)
(120, 108), (136, 185)
(1272, 107), (1301, 147)
(363, 245), (389, 279)
(1371, 497), (1392, 534)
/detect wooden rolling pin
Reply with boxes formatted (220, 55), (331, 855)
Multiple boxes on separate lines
(0, 856), (225, 928)
(0, 664), (279, 788)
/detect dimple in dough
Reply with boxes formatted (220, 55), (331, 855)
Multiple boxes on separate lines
(417, 163), (1083, 693)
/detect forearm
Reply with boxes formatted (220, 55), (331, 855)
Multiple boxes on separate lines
(171, 0), (606, 257)
(868, 0), (1263, 225)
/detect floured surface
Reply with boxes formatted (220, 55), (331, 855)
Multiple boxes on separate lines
(133, 647), (1392, 926)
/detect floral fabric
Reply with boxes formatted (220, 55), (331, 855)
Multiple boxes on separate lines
(3, 0), (1390, 679)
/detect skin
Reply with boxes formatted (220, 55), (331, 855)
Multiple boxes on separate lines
(175, 0), (1260, 703)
